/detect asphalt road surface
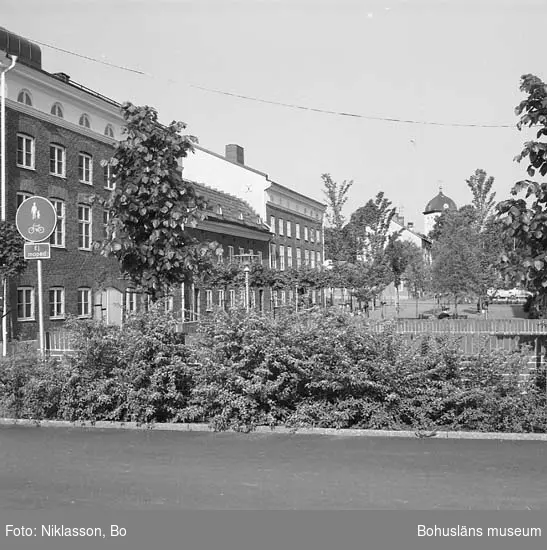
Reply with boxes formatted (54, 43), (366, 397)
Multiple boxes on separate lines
(1, 426), (546, 509)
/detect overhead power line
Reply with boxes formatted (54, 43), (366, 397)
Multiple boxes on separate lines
(33, 39), (515, 129)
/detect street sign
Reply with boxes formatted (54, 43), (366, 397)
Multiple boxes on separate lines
(24, 242), (51, 260)
(15, 196), (57, 242)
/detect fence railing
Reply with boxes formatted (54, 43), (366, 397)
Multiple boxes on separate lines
(364, 318), (547, 335)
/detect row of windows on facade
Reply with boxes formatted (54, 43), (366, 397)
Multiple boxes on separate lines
(16, 287), (140, 321)
(200, 288), (321, 312)
(270, 215), (321, 243)
(16, 134), (115, 188)
(16, 89), (116, 137)
(270, 244), (322, 270)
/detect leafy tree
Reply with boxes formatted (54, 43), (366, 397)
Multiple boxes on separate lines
(385, 238), (416, 312)
(346, 192), (398, 263)
(402, 244), (431, 318)
(322, 173), (353, 262)
(431, 222), (479, 313)
(0, 222), (27, 321)
(466, 168), (496, 230)
(497, 74), (547, 314)
(0, 222), (27, 280)
(97, 102), (217, 300)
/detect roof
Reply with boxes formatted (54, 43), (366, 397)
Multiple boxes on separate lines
(189, 180), (272, 234)
(424, 190), (457, 214)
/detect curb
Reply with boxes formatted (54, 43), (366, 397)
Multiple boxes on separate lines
(1, 418), (547, 441)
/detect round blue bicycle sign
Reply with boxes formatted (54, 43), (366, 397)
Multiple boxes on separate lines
(16, 196), (57, 242)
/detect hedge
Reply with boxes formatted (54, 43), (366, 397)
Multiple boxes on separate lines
(0, 306), (545, 433)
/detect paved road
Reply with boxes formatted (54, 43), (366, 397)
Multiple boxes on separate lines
(1, 426), (546, 509)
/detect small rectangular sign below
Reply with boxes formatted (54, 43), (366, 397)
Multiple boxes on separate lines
(24, 242), (51, 260)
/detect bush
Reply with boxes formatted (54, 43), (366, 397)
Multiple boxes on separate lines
(0, 306), (544, 433)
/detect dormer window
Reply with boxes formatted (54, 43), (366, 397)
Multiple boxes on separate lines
(17, 89), (32, 106)
(104, 124), (114, 138)
(79, 114), (91, 128)
(216, 205), (223, 215)
(51, 102), (64, 118)
(238, 212), (244, 221)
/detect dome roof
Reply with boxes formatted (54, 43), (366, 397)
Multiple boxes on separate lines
(423, 189), (457, 214)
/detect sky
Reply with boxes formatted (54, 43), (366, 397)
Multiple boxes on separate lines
(3, 0), (546, 232)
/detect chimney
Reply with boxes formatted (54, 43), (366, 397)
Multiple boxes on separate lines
(407, 221), (414, 230)
(226, 144), (244, 165)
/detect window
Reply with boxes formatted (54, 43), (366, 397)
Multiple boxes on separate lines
(316, 229), (321, 243)
(304, 226), (309, 241)
(162, 295), (173, 312)
(50, 199), (65, 247)
(16, 192), (33, 208)
(229, 289), (236, 308)
(49, 287), (65, 319)
(270, 244), (277, 269)
(102, 209), (110, 238)
(258, 251), (263, 265)
(289, 290), (294, 303)
(218, 290), (225, 309)
(17, 287), (34, 320)
(125, 289), (137, 314)
(295, 223), (301, 240)
(270, 216), (275, 233)
(296, 248), (301, 267)
(287, 247), (293, 268)
(273, 290), (278, 308)
(78, 153), (93, 184)
(17, 89), (32, 106)
(50, 102), (63, 118)
(251, 290), (256, 309)
(206, 290), (213, 311)
(287, 221), (292, 238)
(49, 144), (66, 177)
(16, 134), (34, 169)
(279, 245), (285, 271)
(78, 204), (92, 250)
(104, 124), (114, 138)
(305, 249), (310, 266)
(280, 291), (286, 305)
(310, 228), (315, 243)
(278, 218), (284, 236)
(312, 290), (317, 304)
(77, 288), (91, 318)
(228, 246), (234, 262)
(316, 251), (321, 267)
(311, 252), (316, 269)
(239, 247), (244, 258)
(79, 114), (91, 128)
(103, 164), (115, 190)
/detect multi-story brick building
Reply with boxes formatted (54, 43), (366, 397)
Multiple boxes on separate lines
(0, 28), (274, 348)
(181, 143), (327, 306)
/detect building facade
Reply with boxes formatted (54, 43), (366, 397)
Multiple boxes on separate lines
(0, 28), (129, 345)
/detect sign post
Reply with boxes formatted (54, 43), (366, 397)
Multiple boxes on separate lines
(16, 197), (57, 356)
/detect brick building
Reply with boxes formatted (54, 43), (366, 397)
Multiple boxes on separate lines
(181, 143), (327, 306)
(0, 28), (275, 348)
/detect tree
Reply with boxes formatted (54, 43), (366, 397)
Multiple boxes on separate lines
(98, 102), (217, 300)
(322, 174), (353, 262)
(497, 74), (547, 314)
(0, 222), (27, 280)
(402, 244), (431, 318)
(0, 222), (27, 321)
(385, 239), (421, 315)
(431, 222), (479, 313)
(466, 168), (496, 230)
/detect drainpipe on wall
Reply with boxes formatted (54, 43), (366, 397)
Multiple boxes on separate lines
(1, 54), (17, 357)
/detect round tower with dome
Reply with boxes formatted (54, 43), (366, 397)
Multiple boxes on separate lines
(423, 187), (457, 235)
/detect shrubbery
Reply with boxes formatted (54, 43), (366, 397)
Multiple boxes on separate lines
(0, 306), (545, 433)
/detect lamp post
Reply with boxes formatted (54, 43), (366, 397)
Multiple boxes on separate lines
(244, 265), (250, 312)
(1, 54), (17, 357)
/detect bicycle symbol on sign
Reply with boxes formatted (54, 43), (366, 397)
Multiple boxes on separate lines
(28, 223), (45, 235)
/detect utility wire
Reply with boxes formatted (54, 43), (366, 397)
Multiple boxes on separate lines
(34, 39), (516, 129)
